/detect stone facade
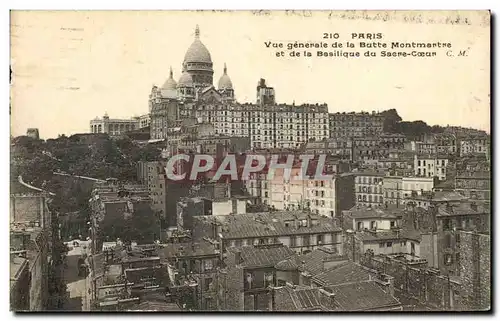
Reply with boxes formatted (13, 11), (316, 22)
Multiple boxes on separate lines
(457, 231), (490, 310)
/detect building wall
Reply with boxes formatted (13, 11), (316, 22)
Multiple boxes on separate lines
(189, 103), (329, 149)
(10, 258), (30, 311)
(10, 195), (50, 230)
(221, 252), (245, 311)
(362, 240), (412, 256)
(368, 256), (463, 310)
(402, 177), (434, 198)
(224, 232), (343, 256)
(335, 174), (355, 218)
(353, 218), (398, 231)
(355, 174), (384, 207)
(329, 112), (384, 138)
(457, 231), (490, 310)
(90, 116), (139, 135)
(383, 177), (403, 206)
(419, 233), (439, 269)
(414, 156), (448, 181)
(212, 200), (233, 215)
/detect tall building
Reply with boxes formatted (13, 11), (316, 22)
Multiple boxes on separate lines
(329, 111), (384, 139)
(148, 25), (330, 149)
(353, 170), (385, 207)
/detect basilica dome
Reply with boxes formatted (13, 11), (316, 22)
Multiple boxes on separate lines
(177, 71), (194, 88)
(161, 67), (177, 90)
(218, 63), (233, 90)
(184, 25), (212, 64)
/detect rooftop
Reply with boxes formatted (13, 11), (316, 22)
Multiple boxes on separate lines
(328, 280), (401, 311)
(159, 240), (218, 259)
(195, 211), (341, 239)
(129, 301), (182, 311)
(274, 285), (323, 311)
(10, 255), (28, 283)
(436, 202), (490, 217)
(312, 261), (374, 286)
(410, 191), (467, 202)
(231, 244), (295, 269)
(356, 230), (421, 242)
(345, 205), (404, 220)
(299, 247), (346, 276)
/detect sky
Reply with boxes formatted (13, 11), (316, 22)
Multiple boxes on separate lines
(10, 10), (490, 139)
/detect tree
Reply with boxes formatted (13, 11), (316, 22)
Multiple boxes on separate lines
(380, 109), (402, 133)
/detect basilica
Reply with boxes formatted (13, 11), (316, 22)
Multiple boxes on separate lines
(148, 25), (331, 150)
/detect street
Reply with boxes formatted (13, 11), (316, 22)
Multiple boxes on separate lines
(62, 241), (90, 311)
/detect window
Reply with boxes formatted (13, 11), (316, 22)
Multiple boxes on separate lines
(357, 222), (363, 231)
(444, 253), (453, 265)
(317, 234), (324, 245)
(386, 242), (393, 247)
(379, 243), (385, 248)
(290, 236), (297, 247)
(204, 260), (213, 271)
(303, 236), (310, 246)
(390, 221), (396, 228)
(443, 219), (451, 230)
(370, 221), (377, 230)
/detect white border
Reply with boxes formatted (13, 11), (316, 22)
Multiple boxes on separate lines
(2, 1), (498, 320)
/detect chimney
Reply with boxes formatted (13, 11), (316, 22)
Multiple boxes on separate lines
(375, 273), (395, 297)
(318, 288), (336, 308)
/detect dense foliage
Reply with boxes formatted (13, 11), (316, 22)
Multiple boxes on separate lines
(380, 109), (445, 139)
(11, 134), (161, 241)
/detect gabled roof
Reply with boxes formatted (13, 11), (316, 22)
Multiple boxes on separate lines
(329, 281), (401, 311)
(298, 248), (345, 276)
(274, 285), (323, 311)
(195, 211), (341, 239)
(159, 240), (218, 260)
(437, 203), (490, 217)
(235, 245), (295, 269)
(312, 261), (373, 286)
(345, 205), (404, 220)
(129, 300), (182, 311)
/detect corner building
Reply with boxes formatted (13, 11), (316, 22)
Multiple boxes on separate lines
(149, 25), (330, 148)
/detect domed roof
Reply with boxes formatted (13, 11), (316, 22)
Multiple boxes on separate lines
(218, 63), (233, 90)
(183, 25), (212, 64)
(161, 67), (177, 90)
(177, 71), (193, 88)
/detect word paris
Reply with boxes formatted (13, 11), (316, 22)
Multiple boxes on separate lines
(165, 154), (332, 182)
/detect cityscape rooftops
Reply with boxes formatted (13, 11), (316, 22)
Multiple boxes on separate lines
(273, 285), (323, 311)
(159, 240), (219, 260)
(408, 191), (467, 202)
(229, 244), (295, 269)
(195, 211), (341, 239)
(10, 254), (28, 288)
(436, 202), (490, 217)
(356, 230), (421, 242)
(327, 281), (401, 311)
(344, 205), (404, 220)
(312, 261), (374, 286)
